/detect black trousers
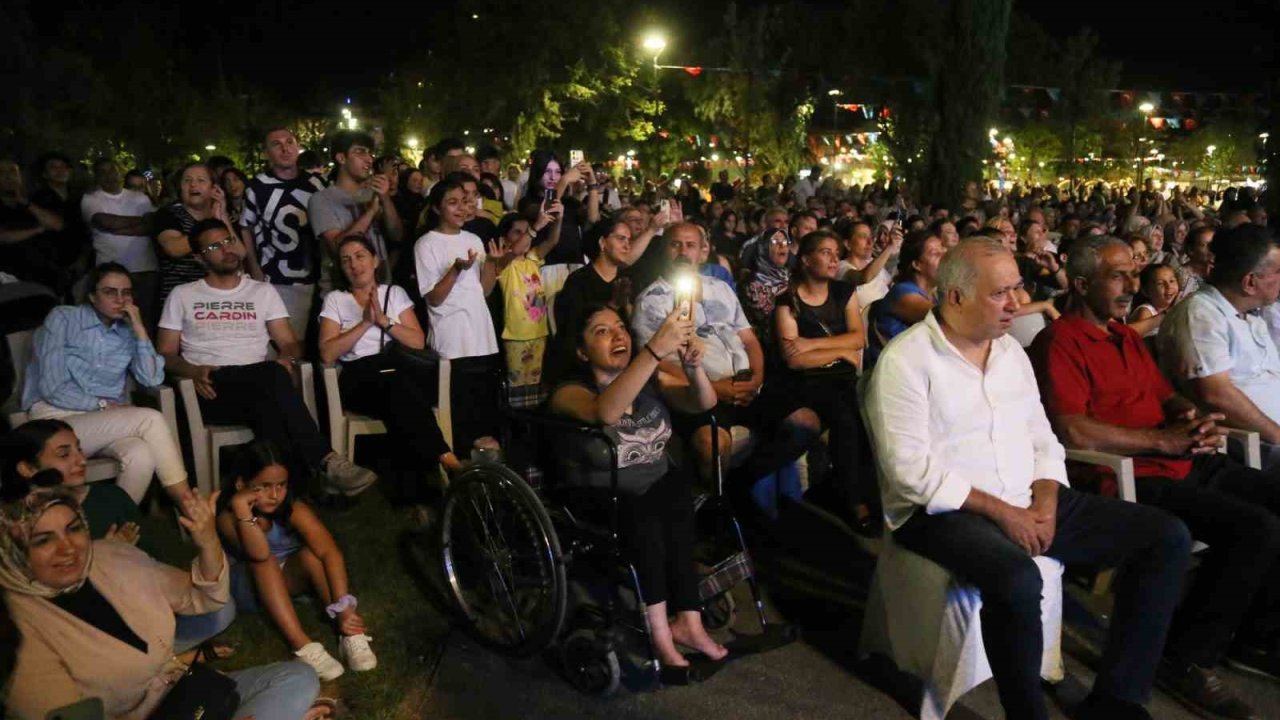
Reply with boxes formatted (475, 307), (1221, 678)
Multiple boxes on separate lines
(1137, 454), (1280, 665)
(339, 352), (451, 471)
(198, 362), (330, 476)
(565, 468), (701, 611)
(894, 486), (1191, 719)
(789, 372), (877, 512)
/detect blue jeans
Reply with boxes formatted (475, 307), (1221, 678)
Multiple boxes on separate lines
(173, 600), (238, 653)
(893, 486), (1191, 719)
(228, 661), (319, 720)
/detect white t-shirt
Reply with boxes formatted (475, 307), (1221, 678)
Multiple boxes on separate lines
(159, 275), (289, 367)
(413, 229), (498, 360)
(320, 285), (415, 362)
(80, 189), (157, 272)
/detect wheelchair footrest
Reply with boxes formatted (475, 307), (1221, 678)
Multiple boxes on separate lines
(723, 623), (800, 657)
(698, 551), (753, 601)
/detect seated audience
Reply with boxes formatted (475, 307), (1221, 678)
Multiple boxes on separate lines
(319, 235), (460, 496)
(774, 230), (877, 529)
(217, 441), (376, 681)
(1127, 262), (1180, 338)
(551, 303), (728, 675)
(157, 218), (377, 496)
(739, 227), (790, 351)
(632, 223), (813, 483)
(1175, 224), (1214, 302)
(22, 263), (191, 505)
(1029, 235), (1280, 718)
(866, 237), (1192, 720)
(1159, 224), (1280, 467)
(864, 229), (944, 372)
(836, 219), (898, 308)
(0, 483), (320, 719)
(81, 159), (158, 328)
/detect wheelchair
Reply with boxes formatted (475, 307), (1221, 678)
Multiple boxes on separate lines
(438, 397), (792, 695)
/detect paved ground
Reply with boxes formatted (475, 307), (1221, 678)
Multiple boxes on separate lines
(416, 501), (1280, 719)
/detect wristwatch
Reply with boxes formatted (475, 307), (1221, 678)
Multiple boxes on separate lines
(383, 315), (399, 330)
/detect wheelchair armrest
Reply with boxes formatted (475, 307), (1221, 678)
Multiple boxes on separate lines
(131, 384), (180, 447)
(1222, 426), (1262, 469)
(1064, 448), (1136, 503)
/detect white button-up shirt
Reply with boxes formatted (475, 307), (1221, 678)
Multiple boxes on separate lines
(866, 311), (1069, 530)
(1159, 284), (1280, 424)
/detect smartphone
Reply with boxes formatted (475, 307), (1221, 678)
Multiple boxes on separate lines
(674, 274), (696, 320)
(543, 188), (556, 207)
(475, 197), (483, 211)
(569, 149), (584, 166)
(660, 198), (671, 215)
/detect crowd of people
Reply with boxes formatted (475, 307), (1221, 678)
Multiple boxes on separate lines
(0, 129), (1277, 720)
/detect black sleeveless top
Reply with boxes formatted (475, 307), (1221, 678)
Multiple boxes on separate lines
(776, 280), (857, 378)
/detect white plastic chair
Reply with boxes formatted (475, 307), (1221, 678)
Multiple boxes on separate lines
(176, 363), (314, 496)
(1009, 312), (1048, 348)
(859, 532), (1065, 720)
(6, 329), (180, 487)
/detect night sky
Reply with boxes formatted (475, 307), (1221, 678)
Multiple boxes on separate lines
(23, 0), (1276, 109)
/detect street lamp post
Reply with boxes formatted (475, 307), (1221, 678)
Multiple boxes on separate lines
(1137, 102), (1155, 188)
(828, 89), (842, 163)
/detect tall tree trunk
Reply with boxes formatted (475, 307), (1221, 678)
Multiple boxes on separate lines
(921, 0), (1012, 209)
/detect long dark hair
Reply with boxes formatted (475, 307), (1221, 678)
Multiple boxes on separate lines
(0, 419), (74, 491)
(895, 229), (939, 284)
(218, 440), (295, 522)
(423, 177), (468, 232)
(786, 230), (839, 312)
(522, 149), (562, 204)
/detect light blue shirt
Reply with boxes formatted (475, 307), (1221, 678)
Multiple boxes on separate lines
(22, 305), (165, 412)
(632, 274), (752, 381)
(1160, 285), (1280, 424)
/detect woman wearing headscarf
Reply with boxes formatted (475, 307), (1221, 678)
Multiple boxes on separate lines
(738, 227), (791, 354)
(0, 484), (320, 720)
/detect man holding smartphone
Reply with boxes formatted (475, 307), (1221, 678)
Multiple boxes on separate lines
(632, 223), (812, 485)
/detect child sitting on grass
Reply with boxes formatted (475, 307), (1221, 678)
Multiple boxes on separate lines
(216, 440), (376, 681)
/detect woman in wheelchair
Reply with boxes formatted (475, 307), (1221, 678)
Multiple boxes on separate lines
(319, 235), (462, 498)
(549, 302), (729, 670)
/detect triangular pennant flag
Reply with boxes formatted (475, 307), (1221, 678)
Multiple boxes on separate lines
(1045, 88), (1061, 102)
(1149, 117), (1165, 129)
(1166, 118), (1181, 129)
(683, 67), (702, 77)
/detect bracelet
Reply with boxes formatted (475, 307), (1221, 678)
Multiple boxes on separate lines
(237, 516), (258, 527)
(643, 343), (662, 362)
(325, 594), (358, 619)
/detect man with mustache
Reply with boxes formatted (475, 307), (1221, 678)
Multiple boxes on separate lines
(1029, 235), (1280, 720)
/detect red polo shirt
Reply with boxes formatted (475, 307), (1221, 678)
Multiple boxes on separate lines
(1028, 313), (1192, 494)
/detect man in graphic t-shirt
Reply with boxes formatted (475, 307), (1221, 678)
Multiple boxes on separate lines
(158, 218), (376, 496)
(239, 127), (328, 344)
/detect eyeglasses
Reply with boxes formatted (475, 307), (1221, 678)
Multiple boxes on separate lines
(95, 287), (134, 299)
(200, 235), (240, 255)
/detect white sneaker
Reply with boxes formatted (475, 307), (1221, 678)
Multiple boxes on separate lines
(339, 633), (378, 672)
(295, 641), (345, 681)
(323, 454), (378, 496)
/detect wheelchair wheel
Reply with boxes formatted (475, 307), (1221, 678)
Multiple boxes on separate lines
(561, 629), (621, 696)
(701, 592), (737, 632)
(440, 464), (567, 656)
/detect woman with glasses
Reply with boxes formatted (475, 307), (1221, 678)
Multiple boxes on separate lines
(739, 227), (792, 352)
(18, 263), (193, 506)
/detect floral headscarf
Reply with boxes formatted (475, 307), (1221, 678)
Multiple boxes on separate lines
(0, 486), (93, 598)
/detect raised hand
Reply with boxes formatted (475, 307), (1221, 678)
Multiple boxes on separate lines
(178, 490), (222, 550)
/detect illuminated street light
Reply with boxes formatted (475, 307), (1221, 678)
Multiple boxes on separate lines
(406, 137), (419, 150)
(642, 33), (667, 54)
(1138, 102), (1155, 114)
(204, 144), (216, 151)
(828, 89), (843, 97)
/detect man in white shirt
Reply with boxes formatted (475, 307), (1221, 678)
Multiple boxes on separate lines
(632, 223), (814, 487)
(1160, 223), (1280, 467)
(157, 218), (376, 496)
(866, 237), (1191, 720)
(81, 159), (157, 326)
(792, 165), (821, 207)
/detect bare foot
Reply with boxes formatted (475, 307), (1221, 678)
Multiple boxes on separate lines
(670, 615), (728, 660)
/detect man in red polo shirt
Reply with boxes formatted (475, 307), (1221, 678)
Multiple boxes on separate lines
(1030, 235), (1280, 720)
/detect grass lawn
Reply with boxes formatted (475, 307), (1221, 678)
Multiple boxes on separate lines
(148, 481), (455, 719)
